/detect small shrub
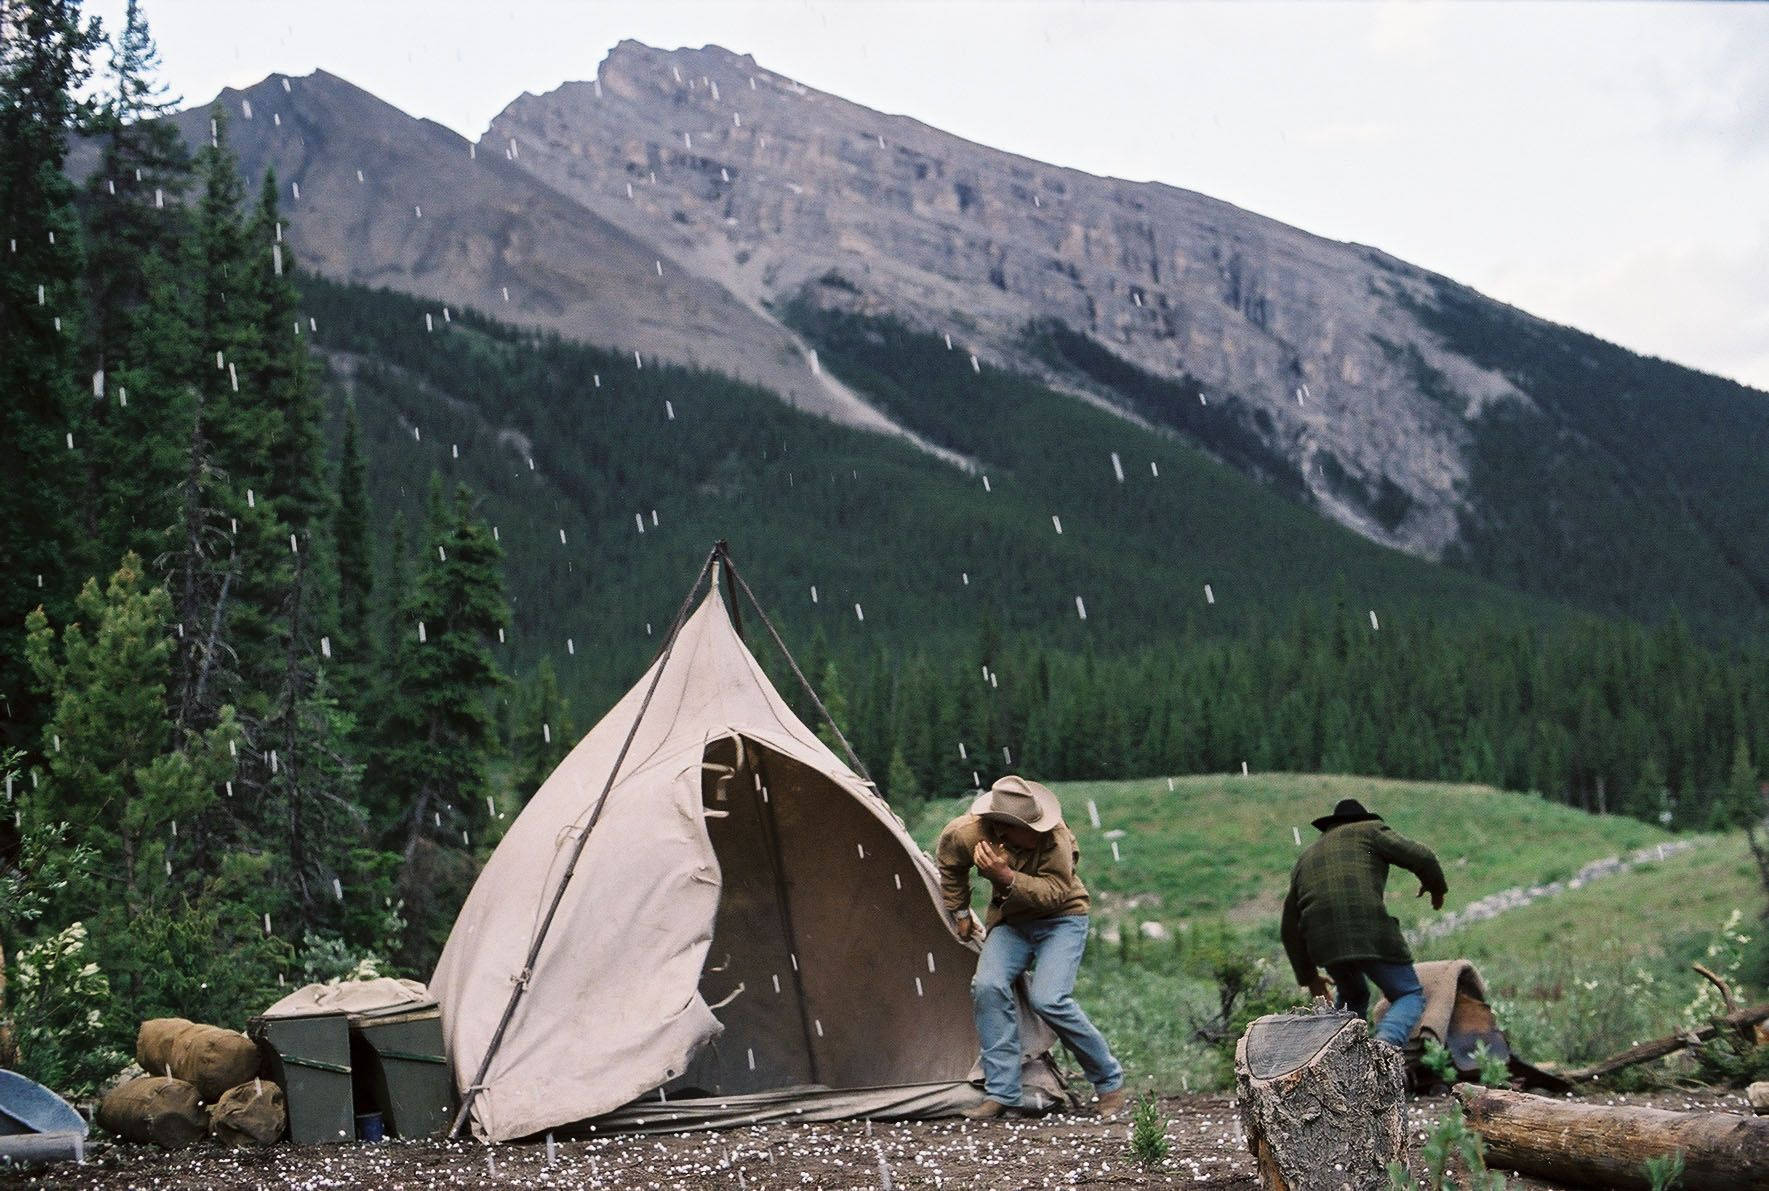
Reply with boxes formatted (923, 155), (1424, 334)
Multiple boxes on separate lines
(1472, 1040), (1510, 1087)
(1642, 1151), (1684, 1191)
(1387, 1102), (1506, 1190)
(1420, 1038), (1457, 1084)
(10, 923), (127, 1098)
(1128, 1093), (1169, 1168)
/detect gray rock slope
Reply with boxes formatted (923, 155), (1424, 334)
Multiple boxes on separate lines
(160, 69), (963, 466)
(486, 41), (1529, 557)
(165, 43), (1558, 558)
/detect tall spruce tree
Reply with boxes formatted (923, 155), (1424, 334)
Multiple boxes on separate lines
(511, 656), (572, 798)
(80, 0), (193, 575)
(246, 169), (327, 542)
(0, 0), (103, 738)
(80, 0), (187, 388)
(333, 400), (373, 672)
(366, 480), (508, 967)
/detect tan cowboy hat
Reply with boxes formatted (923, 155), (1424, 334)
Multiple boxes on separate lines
(970, 775), (1064, 832)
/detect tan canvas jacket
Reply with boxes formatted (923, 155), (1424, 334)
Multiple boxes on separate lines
(933, 814), (1090, 928)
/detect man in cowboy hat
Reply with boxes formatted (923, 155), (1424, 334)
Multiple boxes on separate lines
(1281, 797), (1448, 1047)
(935, 775), (1126, 1120)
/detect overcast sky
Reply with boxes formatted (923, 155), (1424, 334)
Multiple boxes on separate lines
(86, 0), (1769, 392)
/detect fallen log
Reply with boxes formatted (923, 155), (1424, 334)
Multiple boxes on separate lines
(1458, 1085), (1769, 1190)
(1557, 1002), (1769, 1083)
(1235, 1007), (1407, 1191)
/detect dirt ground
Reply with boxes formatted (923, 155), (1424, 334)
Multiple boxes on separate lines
(8, 1089), (1757, 1189)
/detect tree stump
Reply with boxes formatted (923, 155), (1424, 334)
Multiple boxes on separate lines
(1459, 1085), (1769, 1190)
(1235, 1008), (1407, 1191)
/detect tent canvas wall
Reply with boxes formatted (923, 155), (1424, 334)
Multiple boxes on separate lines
(432, 567), (1059, 1142)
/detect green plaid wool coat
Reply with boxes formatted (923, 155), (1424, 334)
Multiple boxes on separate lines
(1280, 819), (1448, 984)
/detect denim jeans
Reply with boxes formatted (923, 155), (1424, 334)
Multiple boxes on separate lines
(971, 914), (1124, 1104)
(1326, 958), (1425, 1047)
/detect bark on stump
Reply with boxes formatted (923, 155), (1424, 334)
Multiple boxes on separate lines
(1459, 1085), (1769, 1190)
(1235, 1009), (1407, 1191)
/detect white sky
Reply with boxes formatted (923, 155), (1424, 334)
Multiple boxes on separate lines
(89, 0), (1769, 391)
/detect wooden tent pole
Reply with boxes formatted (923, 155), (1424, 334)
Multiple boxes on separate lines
(448, 546), (720, 1140)
(720, 549), (877, 791)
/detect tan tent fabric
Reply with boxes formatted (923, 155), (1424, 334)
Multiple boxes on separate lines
(432, 583), (1032, 1143)
(261, 977), (431, 1019)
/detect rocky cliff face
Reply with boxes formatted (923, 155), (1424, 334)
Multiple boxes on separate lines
(484, 40), (1527, 557)
(154, 69), (958, 462)
(160, 43), (1551, 559)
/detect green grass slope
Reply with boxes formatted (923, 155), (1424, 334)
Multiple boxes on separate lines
(909, 774), (1679, 934)
(909, 774), (1759, 1086)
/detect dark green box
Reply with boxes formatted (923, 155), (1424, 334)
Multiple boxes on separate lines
(248, 1011), (354, 1145)
(348, 1003), (454, 1139)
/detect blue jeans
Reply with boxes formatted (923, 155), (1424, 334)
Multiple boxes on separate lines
(1327, 959), (1425, 1047)
(971, 914), (1123, 1104)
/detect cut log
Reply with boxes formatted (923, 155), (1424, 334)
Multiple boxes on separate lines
(1235, 1008), (1407, 1191)
(1557, 1002), (1769, 1083)
(1459, 1085), (1769, 1190)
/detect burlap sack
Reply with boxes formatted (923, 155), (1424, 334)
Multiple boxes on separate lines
(136, 1017), (195, 1075)
(97, 1075), (209, 1148)
(210, 1079), (286, 1147)
(168, 1023), (261, 1102)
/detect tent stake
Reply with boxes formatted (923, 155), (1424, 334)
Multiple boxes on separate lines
(449, 545), (720, 1138)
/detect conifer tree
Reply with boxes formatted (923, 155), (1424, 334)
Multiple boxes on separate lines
(23, 554), (239, 913)
(365, 481), (508, 967)
(368, 479), (509, 855)
(814, 658), (850, 755)
(0, 0), (103, 735)
(334, 400), (373, 673)
(246, 169), (327, 541)
(512, 656), (572, 798)
(80, 0), (187, 382)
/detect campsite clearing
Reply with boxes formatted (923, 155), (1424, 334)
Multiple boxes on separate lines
(12, 1090), (1757, 1189)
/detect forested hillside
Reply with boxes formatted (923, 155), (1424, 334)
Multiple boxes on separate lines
(1409, 278), (1769, 638)
(314, 280), (1769, 826)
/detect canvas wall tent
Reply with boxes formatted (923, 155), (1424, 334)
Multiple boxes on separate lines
(432, 554), (1061, 1142)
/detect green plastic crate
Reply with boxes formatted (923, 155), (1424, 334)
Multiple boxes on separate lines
(348, 1003), (454, 1139)
(249, 1011), (354, 1144)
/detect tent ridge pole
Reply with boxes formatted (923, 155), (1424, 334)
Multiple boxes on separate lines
(721, 551), (877, 791)
(448, 545), (720, 1139)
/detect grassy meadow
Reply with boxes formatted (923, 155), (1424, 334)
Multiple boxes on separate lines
(908, 773), (1763, 1091)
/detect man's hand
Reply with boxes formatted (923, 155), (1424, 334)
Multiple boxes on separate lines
(972, 840), (1015, 885)
(1418, 885), (1445, 911)
(1306, 975), (1331, 1001)
(954, 913), (976, 941)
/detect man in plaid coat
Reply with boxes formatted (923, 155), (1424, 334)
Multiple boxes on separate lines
(1281, 798), (1448, 1046)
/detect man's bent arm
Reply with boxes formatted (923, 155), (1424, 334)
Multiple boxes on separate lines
(1373, 826), (1447, 897)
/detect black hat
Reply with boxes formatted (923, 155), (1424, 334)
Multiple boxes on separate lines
(1312, 798), (1384, 832)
